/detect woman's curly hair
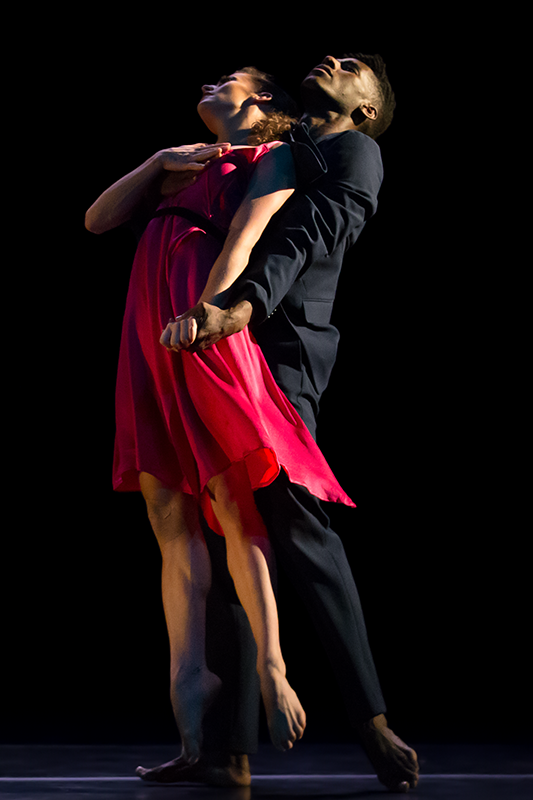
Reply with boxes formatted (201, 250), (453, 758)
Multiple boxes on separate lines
(239, 67), (300, 145)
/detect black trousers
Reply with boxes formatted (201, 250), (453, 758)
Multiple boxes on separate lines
(255, 473), (387, 728)
(198, 354), (386, 754)
(200, 445), (386, 756)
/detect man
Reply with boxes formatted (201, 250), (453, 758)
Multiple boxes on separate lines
(144, 53), (420, 793)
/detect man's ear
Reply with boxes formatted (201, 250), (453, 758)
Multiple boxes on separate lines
(361, 103), (378, 121)
(352, 103), (378, 126)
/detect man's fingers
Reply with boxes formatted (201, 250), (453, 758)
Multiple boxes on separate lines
(160, 322), (173, 349)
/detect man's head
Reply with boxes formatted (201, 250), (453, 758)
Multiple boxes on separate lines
(301, 53), (395, 139)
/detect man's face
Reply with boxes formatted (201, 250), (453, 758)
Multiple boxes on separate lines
(302, 55), (376, 118)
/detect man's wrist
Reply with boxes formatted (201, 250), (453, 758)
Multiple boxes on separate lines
(226, 300), (253, 333)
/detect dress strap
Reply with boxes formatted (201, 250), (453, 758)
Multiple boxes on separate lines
(151, 206), (226, 245)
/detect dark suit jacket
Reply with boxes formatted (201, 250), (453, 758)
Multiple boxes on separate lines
(228, 124), (384, 426)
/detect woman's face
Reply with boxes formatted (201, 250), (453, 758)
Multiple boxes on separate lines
(197, 71), (259, 133)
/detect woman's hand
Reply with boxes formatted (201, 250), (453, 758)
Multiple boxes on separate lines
(86, 144), (230, 234)
(157, 143), (231, 196)
(157, 143), (231, 172)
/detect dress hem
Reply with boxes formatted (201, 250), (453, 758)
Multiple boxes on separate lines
(113, 446), (355, 537)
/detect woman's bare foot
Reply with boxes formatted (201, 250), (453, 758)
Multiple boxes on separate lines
(259, 663), (306, 751)
(171, 666), (222, 765)
(358, 714), (419, 792)
(136, 753), (251, 787)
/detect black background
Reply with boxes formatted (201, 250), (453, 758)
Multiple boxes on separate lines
(5, 12), (529, 751)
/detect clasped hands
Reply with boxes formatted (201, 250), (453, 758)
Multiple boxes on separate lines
(160, 300), (253, 353)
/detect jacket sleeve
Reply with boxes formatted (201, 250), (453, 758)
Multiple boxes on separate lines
(224, 131), (383, 325)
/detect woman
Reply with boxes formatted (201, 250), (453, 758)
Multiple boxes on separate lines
(86, 67), (355, 765)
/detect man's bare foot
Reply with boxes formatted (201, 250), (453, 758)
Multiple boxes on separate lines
(259, 664), (306, 751)
(136, 753), (251, 787)
(358, 714), (419, 792)
(170, 666), (222, 765)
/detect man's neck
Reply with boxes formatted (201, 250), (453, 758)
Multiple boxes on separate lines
(300, 111), (357, 142)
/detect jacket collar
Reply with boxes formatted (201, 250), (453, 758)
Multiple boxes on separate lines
(289, 122), (328, 185)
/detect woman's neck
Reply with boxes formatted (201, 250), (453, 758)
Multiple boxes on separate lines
(214, 107), (266, 145)
(216, 129), (251, 145)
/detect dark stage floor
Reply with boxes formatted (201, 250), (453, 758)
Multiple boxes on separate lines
(1, 742), (532, 799)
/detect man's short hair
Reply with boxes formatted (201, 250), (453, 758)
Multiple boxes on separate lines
(344, 52), (396, 139)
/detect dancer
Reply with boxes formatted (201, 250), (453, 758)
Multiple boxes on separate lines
(86, 67), (356, 766)
(151, 54), (420, 793)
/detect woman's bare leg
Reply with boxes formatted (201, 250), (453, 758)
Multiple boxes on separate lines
(138, 472), (221, 764)
(207, 462), (306, 752)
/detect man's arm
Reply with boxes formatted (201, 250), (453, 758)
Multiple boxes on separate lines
(231, 131), (384, 324)
(171, 131), (383, 348)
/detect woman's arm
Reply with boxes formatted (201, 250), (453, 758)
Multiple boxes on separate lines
(85, 143), (230, 234)
(198, 143), (296, 303)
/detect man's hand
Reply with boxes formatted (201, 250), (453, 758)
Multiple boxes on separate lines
(160, 301), (253, 352)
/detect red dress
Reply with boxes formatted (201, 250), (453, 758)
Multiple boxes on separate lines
(113, 143), (355, 533)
